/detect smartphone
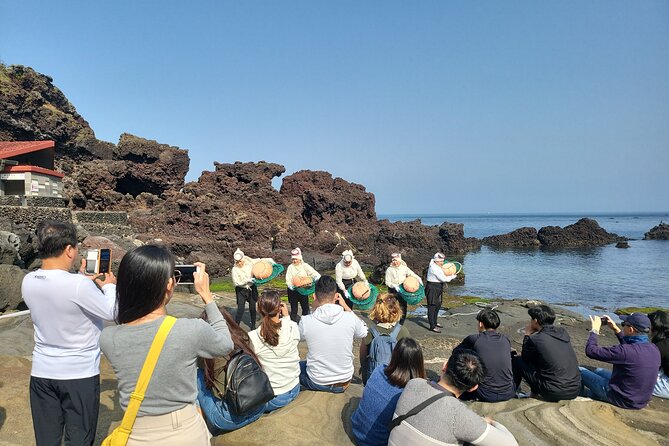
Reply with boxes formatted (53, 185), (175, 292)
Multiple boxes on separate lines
(85, 249), (99, 274)
(600, 316), (609, 324)
(99, 249), (112, 274)
(175, 264), (197, 284)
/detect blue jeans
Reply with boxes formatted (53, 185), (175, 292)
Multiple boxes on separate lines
(196, 369), (264, 434)
(579, 367), (612, 402)
(299, 361), (346, 393)
(653, 370), (669, 399)
(264, 383), (300, 412)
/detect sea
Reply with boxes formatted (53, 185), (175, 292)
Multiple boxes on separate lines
(380, 213), (669, 315)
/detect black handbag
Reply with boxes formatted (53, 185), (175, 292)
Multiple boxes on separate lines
(224, 349), (275, 416)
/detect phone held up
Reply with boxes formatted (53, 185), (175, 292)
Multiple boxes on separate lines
(85, 249), (112, 275)
(175, 265), (198, 285)
(600, 316), (609, 325)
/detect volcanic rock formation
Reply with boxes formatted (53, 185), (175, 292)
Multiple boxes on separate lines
(644, 222), (669, 240)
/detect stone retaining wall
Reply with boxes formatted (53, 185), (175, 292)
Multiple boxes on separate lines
(0, 206), (72, 232)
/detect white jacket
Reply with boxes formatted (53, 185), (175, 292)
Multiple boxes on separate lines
(248, 318), (301, 395)
(285, 262), (320, 290)
(426, 259), (457, 284)
(335, 259), (367, 290)
(232, 256), (275, 288)
(385, 261), (421, 289)
(299, 304), (368, 385)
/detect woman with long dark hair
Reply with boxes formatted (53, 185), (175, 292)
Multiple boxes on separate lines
(649, 310), (669, 399)
(248, 291), (301, 411)
(100, 245), (233, 445)
(351, 337), (426, 446)
(197, 306), (267, 433)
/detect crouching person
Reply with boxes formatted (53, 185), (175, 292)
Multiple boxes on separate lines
(299, 276), (368, 392)
(248, 291), (301, 411)
(389, 349), (518, 446)
(580, 313), (660, 409)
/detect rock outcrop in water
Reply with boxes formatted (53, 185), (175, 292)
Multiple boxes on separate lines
(644, 223), (669, 240)
(482, 227), (541, 248)
(0, 64), (478, 275)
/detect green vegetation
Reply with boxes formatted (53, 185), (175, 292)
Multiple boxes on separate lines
(614, 307), (668, 316)
(443, 294), (492, 308)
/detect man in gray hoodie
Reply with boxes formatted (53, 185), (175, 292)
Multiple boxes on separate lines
(299, 276), (368, 393)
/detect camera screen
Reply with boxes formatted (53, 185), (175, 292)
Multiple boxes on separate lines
(99, 249), (111, 274)
(175, 265), (197, 284)
(85, 249), (99, 274)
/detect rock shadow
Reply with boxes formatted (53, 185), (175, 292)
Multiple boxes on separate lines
(341, 396), (360, 444)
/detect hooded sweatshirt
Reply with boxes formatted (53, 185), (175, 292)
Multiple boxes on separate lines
(299, 303), (368, 385)
(521, 325), (581, 398)
(248, 318), (301, 395)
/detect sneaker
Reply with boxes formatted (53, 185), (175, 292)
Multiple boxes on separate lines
(515, 391), (531, 399)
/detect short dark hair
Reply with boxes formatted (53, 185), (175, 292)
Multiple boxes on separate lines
(314, 275), (337, 302)
(36, 220), (77, 258)
(115, 245), (175, 324)
(528, 304), (555, 326)
(444, 349), (486, 392)
(476, 309), (500, 329)
(649, 310), (669, 344)
(385, 337), (426, 387)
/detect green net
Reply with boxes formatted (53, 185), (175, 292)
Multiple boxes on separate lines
(399, 283), (426, 305)
(295, 280), (316, 296)
(347, 283), (379, 310)
(254, 263), (285, 285)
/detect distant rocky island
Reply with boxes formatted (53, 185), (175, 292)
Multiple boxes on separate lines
(0, 63), (662, 306)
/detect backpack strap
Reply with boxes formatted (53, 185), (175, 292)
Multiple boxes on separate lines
(389, 391), (449, 431)
(369, 325), (380, 338)
(389, 323), (402, 340)
(115, 316), (177, 439)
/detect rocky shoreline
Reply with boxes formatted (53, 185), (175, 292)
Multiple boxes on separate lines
(1, 292), (667, 445)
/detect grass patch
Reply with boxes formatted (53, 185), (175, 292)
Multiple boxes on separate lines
(442, 295), (492, 308)
(614, 307), (668, 316)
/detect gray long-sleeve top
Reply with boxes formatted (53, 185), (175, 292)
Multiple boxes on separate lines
(100, 302), (233, 416)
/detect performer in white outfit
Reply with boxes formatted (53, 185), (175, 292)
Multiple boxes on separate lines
(425, 252), (457, 333)
(231, 248), (275, 329)
(335, 250), (367, 308)
(285, 248), (321, 322)
(384, 253), (422, 324)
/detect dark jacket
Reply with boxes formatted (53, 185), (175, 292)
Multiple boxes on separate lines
(522, 325), (581, 398)
(655, 338), (669, 376)
(454, 331), (515, 402)
(585, 332), (661, 409)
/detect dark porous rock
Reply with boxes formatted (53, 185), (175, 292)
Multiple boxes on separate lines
(537, 218), (624, 248)
(0, 231), (21, 265)
(644, 222), (669, 240)
(0, 264), (25, 312)
(616, 241), (630, 248)
(483, 227), (540, 248)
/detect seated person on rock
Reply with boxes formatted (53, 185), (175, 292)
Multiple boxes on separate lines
(512, 304), (581, 401)
(580, 313), (660, 409)
(352, 337), (426, 446)
(649, 310), (669, 399)
(454, 309), (515, 402)
(389, 349), (518, 446)
(359, 293), (410, 385)
(197, 307), (266, 433)
(298, 276), (368, 393)
(248, 291), (301, 411)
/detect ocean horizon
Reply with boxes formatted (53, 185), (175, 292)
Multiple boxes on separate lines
(380, 212), (669, 315)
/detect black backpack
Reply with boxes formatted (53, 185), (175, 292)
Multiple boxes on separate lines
(224, 349), (275, 416)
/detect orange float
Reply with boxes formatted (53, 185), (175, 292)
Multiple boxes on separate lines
(352, 282), (371, 299)
(442, 262), (457, 276)
(403, 276), (420, 293)
(293, 276), (313, 288)
(252, 261), (273, 279)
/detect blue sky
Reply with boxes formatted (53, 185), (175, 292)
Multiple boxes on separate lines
(1, 0), (668, 214)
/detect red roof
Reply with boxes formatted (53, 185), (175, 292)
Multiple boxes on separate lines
(1, 165), (64, 179)
(0, 141), (55, 158)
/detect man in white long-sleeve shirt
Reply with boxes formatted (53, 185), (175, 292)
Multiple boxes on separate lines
(335, 250), (367, 308)
(22, 220), (116, 446)
(385, 253), (421, 324)
(231, 248), (275, 329)
(425, 252), (457, 333)
(389, 349), (518, 446)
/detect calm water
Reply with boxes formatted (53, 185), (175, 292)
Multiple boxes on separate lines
(381, 213), (669, 314)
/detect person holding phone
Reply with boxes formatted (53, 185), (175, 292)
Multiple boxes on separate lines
(22, 220), (116, 446)
(100, 246), (233, 444)
(248, 291), (301, 411)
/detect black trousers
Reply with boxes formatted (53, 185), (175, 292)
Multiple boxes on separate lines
(235, 285), (258, 329)
(425, 282), (444, 329)
(30, 374), (100, 446)
(511, 356), (577, 402)
(338, 278), (355, 309)
(287, 287), (310, 323)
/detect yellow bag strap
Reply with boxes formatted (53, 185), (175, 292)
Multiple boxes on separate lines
(115, 316), (177, 436)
